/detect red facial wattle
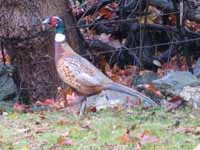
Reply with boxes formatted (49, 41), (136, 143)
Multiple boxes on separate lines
(50, 17), (57, 28)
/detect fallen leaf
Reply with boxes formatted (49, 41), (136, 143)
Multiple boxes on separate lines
(137, 131), (159, 145)
(80, 124), (92, 131)
(168, 14), (177, 25)
(0, 49), (11, 64)
(35, 100), (44, 106)
(43, 99), (55, 106)
(57, 120), (72, 126)
(168, 96), (182, 103)
(35, 99), (55, 107)
(143, 83), (163, 97)
(57, 136), (75, 146)
(165, 96), (184, 111)
(66, 92), (80, 104)
(13, 102), (26, 113)
(26, 134), (35, 140)
(116, 130), (133, 144)
(35, 128), (47, 134)
(105, 63), (134, 86)
(86, 106), (97, 113)
(99, 5), (115, 19)
(38, 111), (46, 120)
(138, 6), (162, 24)
(126, 96), (142, 108)
(175, 126), (200, 135)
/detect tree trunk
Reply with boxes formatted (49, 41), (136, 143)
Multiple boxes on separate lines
(0, 0), (84, 102)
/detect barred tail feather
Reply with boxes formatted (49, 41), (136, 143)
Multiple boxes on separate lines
(107, 82), (157, 106)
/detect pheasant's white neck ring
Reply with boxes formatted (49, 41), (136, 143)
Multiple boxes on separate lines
(55, 33), (66, 42)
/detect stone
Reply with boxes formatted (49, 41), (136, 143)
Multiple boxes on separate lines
(194, 57), (200, 78)
(86, 89), (150, 110)
(132, 71), (159, 86)
(180, 85), (200, 108)
(86, 90), (125, 110)
(152, 71), (200, 108)
(0, 62), (17, 101)
(152, 71), (200, 96)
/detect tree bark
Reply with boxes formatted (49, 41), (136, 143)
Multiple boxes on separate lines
(0, 0), (84, 102)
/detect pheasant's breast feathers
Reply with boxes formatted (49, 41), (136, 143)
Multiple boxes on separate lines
(56, 58), (77, 86)
(56, 54), (112, 94)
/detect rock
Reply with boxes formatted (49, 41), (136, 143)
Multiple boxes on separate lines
(0, 62), (17, 101)
(86, 89), (151, 110)
(152, 71), (200, 108)
(194, 57), (200, 78)
(152, 71), (200, 96)
(132, 71), (159, 86)
(180, 85), (200, 108)
(86, 90), (125, 110)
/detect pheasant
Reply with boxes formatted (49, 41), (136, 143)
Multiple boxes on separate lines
(42, 16), (157, 115)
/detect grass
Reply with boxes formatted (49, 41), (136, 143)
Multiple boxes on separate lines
(0, 104), (200, 150)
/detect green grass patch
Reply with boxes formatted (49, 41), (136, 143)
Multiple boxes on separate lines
(0, 106), (200, 150)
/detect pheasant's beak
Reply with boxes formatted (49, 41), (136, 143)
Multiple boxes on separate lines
(42, 17), (50, 30)
(42, 18), (50, 24)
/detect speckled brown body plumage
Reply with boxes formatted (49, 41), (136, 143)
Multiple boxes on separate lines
(55, 41), (112, 95)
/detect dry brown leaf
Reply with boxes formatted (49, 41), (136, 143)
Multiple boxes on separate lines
(57, 136), (75, 146)
(0, 49), (11, 64)
(39, 113), (46, 120)
(175, 126), (200, 135)
(137, 131), (159, 145)
(165, 96), (184, 111)
(13, 102), (27, 113)
(168, 14), (177, 25)
(138, 6), (162, 24)
(105, 63), (134, 86)
(144, 83), (163, 97)
(35, 99), (55, 107)
(116, 130), (133, 144)
(86, 106), (97, 113)
(35, 128), (47, 134)
(186, 20), (200, 32)
(57, 120), (72, 126)
(99, 5), (113, 18)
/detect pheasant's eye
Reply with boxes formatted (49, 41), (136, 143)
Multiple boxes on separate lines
(50, 17), (58, 27)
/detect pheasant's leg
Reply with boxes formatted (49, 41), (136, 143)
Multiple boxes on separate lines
(79, 96), (87, 116)
(104, 91), (109, 102)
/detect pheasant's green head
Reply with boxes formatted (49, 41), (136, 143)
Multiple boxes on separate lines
(42, 16), (64, 34)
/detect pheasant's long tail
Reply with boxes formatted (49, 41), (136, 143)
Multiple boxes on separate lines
(106, 82), (158, 106)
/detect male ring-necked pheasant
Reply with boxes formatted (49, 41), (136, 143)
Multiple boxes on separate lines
(42, 16), (157, 115)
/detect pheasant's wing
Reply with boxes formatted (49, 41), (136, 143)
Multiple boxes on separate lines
(63, 55), (111, 87)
